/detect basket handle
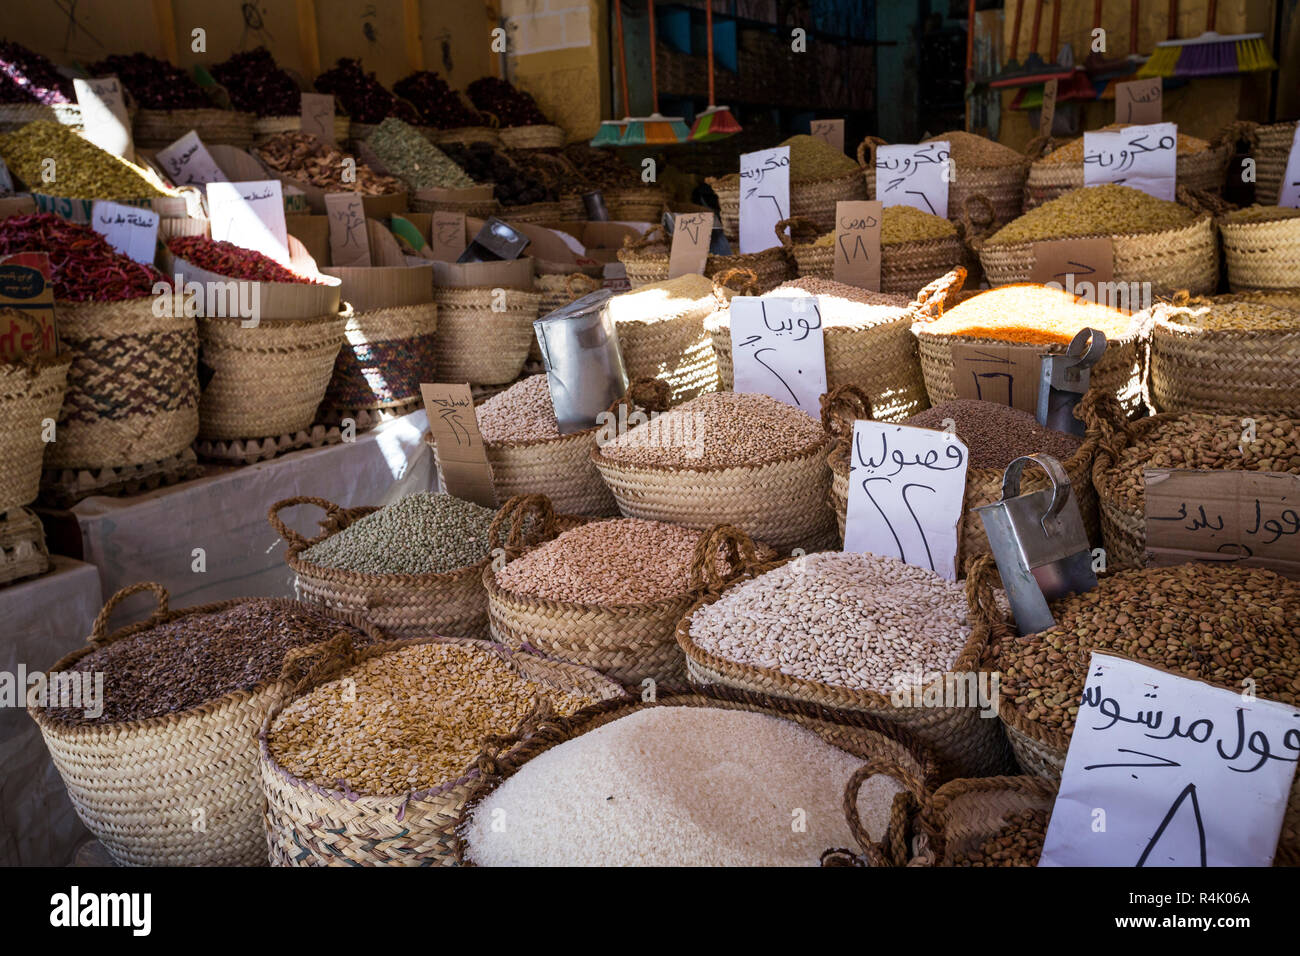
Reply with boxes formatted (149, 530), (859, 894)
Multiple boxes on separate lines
(687, 524), (762, 595)
(488, 494), (558, 556)
(959, 194), (997, 243)
(1076, 388), (1132, 467)
(856, 135), (887, 170)
(1176, 184), (1234, 218)
(909, 266), (967, 323)
(774, 216), (821, 250)
(89, 582), (170, 646)
(1022, 133), (1055, 160)
(267, 495), (348, 552)
(963, 553), (1011, 635)
(565, 271), (599, 298)
(1211, 119), (1256, 150)
(821, 757), (933, 867)
(712, 266), (758, 299)
(624, 223), (667, 250)
(820, 384), (873, 447)
(277, 629), (358, 696)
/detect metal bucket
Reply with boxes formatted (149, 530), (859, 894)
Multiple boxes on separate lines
(534, 289), (629, 434)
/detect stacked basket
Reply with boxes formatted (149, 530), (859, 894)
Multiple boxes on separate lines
(433, 258), (541, 386)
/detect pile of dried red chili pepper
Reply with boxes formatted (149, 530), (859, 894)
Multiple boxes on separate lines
(167, 236), (322, 284)
(0, 214), (166, 301)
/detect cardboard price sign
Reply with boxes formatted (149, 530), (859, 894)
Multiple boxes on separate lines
(420, 383), (496, 508)
(949, 341), (1042, 413)
(1084, 121), (1178, 201)
(430, 212), (467, 262)
(301, 93), (335, 145)
(206, 180), (290, 265)
(0, 252), (57, 361)
(73, 77), (132, 159)
(667, 211), (712, 278)
(729, 295), (827, 418)
(1030, 237), (1115, 288)
(90, 200), (159, 265)
(832, 200), (882, 290)
(842, 420), (969, 580)
(323, 192), (371, 267)
(1039, 78), (1058, 135)
(738, 146), (790, 254)
(1279, 125), (1300, 210)
(809, 118), (845, 154)
(875, 142), (950, 218)
(1144, 469), (1300, 578)
(1116, 77), (1163, 125)
(1040, 653), (1300, 867)
(155, 131), (229, 187)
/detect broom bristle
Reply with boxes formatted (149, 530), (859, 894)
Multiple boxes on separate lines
(1236, 36), (1278, 72)
(1176, 40), (1237, 76)
(1136, 46), (1182, 78)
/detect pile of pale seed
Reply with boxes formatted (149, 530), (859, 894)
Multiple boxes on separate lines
(599, 392), (824, 468)
(986, 184), (1195, 246)
(688, 551), (973, 693)
(1160, 300), (1299, 332)
(266, 641), (605, 794)
(300, 492), (496, 575)
(994, 564), (1300, 735)
(606, 273), (717, 325)
(464, 705), (903, 866)
(762, 278), (911, 329)
(905, 400), (1082, 470)
(476, 375), (561, 444)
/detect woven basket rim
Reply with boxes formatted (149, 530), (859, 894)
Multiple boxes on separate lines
(0, 351), (74, 378)
(981, 210), (1213, 251)
(1152, 310), (1300, 338)
(286, 545), (491, 588)
(1219, 212), (1300, 233)
(592, 434), (834, 475)
(930, 773), (1059, 816)
(200, 312), (348, 330)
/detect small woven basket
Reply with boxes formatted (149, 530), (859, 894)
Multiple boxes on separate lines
(1251, 121), (1298, 206)
(0, 354), (71, 512)
(320, 303), (438, 415)
(498, 124), (566, 149)
(30, 582), (381, 867)
(133, 107), (255, 148)
(259, 634), (625, 866)
(603, 186), (665, 222)
(197, 311), (346, 441)
(47, 298), (199, 470)
(252, 114), (349, 145)
(1220, 211), (1300, 292)
(433, 286), (541, 385)
(708, 166), (866, 240)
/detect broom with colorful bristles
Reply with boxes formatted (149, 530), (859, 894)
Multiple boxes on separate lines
(1138, 0), (1277, 78)
(689, 3), (740, 141)
(624, 0), (690, 145)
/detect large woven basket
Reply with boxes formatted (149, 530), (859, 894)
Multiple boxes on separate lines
(29, 582), (381, 867)
(486, 516), (767, 689)
(675, 557), (1015, 781)
(433, 286), (541, 385)
(616, 224), (793, 293)
(498, 124), (565, 149)
(1025, 141), (1232, 209)
(911, 269), (1149, 419)
(1251, 121), (1298, 207)
(252, 113), (349, 145)
(133, 107), (255, 148)
(1148, 298), (1300, 416)
(603, 186), (665, 223)
(708, 166), (866, 240)
(260, 634), (625, 866)
(46, 298), (198, 470)
(821, 385), (1098, 561)
(1220, 211), (1300, 292)
(320, 303), (437, 415)
(198, 312), (345, 441)
(0, 355), (71, 512)
(857, 136), (1028, 227)
(455, 688), (942, 866)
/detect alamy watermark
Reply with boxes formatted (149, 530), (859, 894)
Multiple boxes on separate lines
(890, 669), (1000, 718)
(0, 665), (103, 718)
(593, 404), (705, 460)
(151, 275), (261, 328)
(1044, 273), (1152, 312)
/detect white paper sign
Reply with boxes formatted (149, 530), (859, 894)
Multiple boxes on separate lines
(728, 295), (826, 418)
(73, 77), (132, 158)
(875, 142), (951, 219)
(155, 131), (229, 187)
(90, 200), (159, 265)
(1279, 125), (1300, 209)
(1041, 653), (1300, 867)
(205, 181), (290, 265)
(738, 146), (790, 254)
(842, 420), (968, 580)
(1083, 122), (1178, 201)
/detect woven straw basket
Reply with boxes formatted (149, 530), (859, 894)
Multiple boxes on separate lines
(260, 634), (625, 866)
(821, 385), (1098, 562)
(498, 201), (564, 224)
(592, 423), (837, 554)
(1148, 298), (1300, 416)
(454, 687), (942, 866)
(604, 186), (666, 223)
(1251, 121), (1298, 206)
(709, 167), (866, 240)
(0, 355), (71, 512)
(410, 194), (502, 217)
(47, 298), (199, 470)
(269, 495), (524, 641)
(857, 136), (1028, 227)
(776, 215), (964, 298)
(675, 555), (1015, 780)
(1220, 212), (1300, 292)
(487, 516), (768, 689)
(433, 286), (541, 385)
(499, 124), (565, 149)
(320, 303), (438, 415)
(1024, 142), (1231, 209)
(431, 126), (502, 149)
(133, 107), (255, 148)
(533, 271), (599, 360)
(30, 582), (381, 867)
(252, 113), (349, 145)
(911, 269), (1149, 419)
(617, 225), (793, 293)
(0, 102), (81, 132)
(198, 312), (346, 441)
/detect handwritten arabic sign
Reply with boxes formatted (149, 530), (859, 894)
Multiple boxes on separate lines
(1084, 121), (1177, 201)
(875, 142), (950, 219)
(155, 130), (229, 187)
(809, 119), (845, 154)
(842, 420), (968, 579)
(1279, 125), (1300, 210)
(949, 340), (1041, 413)
(420, 382), (495, 507)
(324, 192), (370, 267)
(729, 295), (826, 417)
(1144, 469), (1300, 578)
(1030, 237), (1115, 288)
(1040, 652), (1300, 867)
(833, 200), (882, 290)
(74, 77), (132, 159)
(738, 146), (790, 254)
(431, 211), (466, 262)
(667, 211), (712, 278)
(205, 180), (290, 265)
(1116, 78), (1162, 125)
(301, 93), (335, 145)
(90, 200), (159, 265)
